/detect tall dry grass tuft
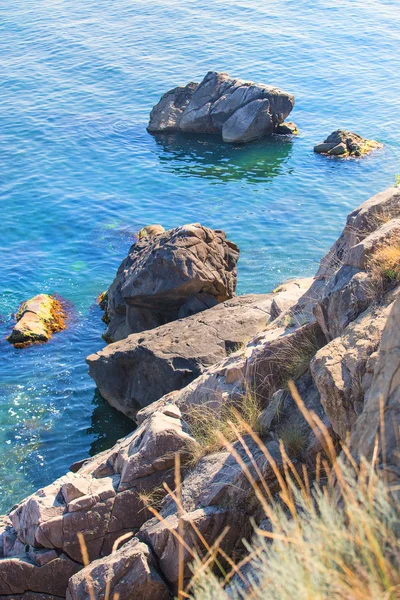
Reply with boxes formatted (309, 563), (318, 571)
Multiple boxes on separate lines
(368, 234), (400, 284)
(185, 381), (400, 600)
(183, 388), (262, 464)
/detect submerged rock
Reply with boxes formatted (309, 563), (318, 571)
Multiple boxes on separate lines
(314, 129), (382, 157)
(148, 71), (295, 144)
(7, 294), (66, 348)
(104, 223), (239, 342)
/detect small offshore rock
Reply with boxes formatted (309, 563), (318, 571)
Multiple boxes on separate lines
(275, 121), (298, 135)
(314, 129), (382, 158)
(7, 294), (67, 348)
(148, 71), (295, 144)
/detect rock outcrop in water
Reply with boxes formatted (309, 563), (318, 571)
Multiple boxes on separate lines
(147, 71), (295, 144)
(7, 294), (67, 348)
(102, 223), (239, 342)
(314, 129), (382, 157)
(1, 187), (399, 599)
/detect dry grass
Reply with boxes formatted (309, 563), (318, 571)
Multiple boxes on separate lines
(183, 389), (262, 464)
(367, 234), (400, 296)
(185, 383), (400, 600)
(138, 485), (167, 513)
(75, 382), (400, 600)
(279, 423), (309, 457)
(185, 388), (399, 599)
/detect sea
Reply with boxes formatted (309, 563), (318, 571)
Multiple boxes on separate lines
(0, 0), (399, 512)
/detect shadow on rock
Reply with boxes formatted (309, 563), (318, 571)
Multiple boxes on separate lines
(151, 132), (293, 183)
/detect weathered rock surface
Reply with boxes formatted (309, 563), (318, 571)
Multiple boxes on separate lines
(138, 224), (165, 239)
(314, 129), (382, 157)
(270, 277), (314, 321)
(345, 217), (400, 270)
(0, 553), (80, 597)
(316, 187), (400, 279)
(0, 408), (197, 596)
(7, 294), (66, 347)
(350, 293), (400, 484)
(246, 321), (327, 404)
(313, 266), (371, 340)
(103, 223), (239, 342)
(67, 540), (169, 600)
(311, 297), (396, 440)
(140, 507), (251, 591)
(88, 294), (273, 419)
(275, 121), (298, 135)
(148, 71), (295, 144)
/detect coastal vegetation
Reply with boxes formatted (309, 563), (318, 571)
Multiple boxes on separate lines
(188, 416), (400, 600)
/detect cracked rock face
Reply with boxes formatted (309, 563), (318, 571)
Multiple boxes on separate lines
(66, 540), (170, 600)
(147, 71), (295, 144)
(1, 408), (197, 597)
(103, 222), (239, 342)
(350, 293), (400, 487)
(311, 298), (396, 440)
(88, 293), (274, 419)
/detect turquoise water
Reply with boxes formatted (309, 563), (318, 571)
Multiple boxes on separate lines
(1, 0), (399, 513)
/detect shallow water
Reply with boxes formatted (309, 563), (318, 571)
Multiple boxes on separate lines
(0, 0), (399, 512)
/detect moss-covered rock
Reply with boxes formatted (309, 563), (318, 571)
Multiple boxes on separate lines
(314, 129), (382, 158)
(7, 294), (67, 348)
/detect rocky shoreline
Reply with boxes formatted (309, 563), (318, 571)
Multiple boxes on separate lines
(0, 185), (399, 599)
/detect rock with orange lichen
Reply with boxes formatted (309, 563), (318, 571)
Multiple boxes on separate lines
(314, 129), (382, 158)
(7, 294), (66, 347)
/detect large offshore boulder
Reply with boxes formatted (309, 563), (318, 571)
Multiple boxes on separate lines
(103, 223), (239, 342)
(88, 293), (274, 419)
(148, 71), (295, 144)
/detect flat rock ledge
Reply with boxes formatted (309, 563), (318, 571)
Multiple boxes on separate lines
(7, 294), (67, 348)
(314, 129), (382, 157)
(147, 71), (295, 144)
(88, 293), (275, 419)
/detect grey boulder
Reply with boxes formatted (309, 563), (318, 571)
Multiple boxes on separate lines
(104, 223), (239, 342)
(148, 71), (295, 144)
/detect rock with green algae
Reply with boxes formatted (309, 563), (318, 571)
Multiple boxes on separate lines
(314, 129), (382, 157)
(7, 294), (66, 348)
